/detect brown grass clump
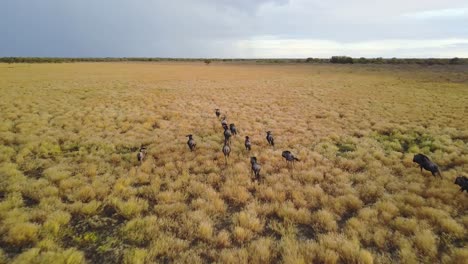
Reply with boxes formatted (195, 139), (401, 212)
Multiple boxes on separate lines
(248, 237), (275, 263)
(123, 248), (149, 264)
(311, 209), (338, 232)
(2, 222), (39, 247)
(1, 62), (467, 263)
(197, 221), (214, 241)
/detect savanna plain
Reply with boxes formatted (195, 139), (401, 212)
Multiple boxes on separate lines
(0, 62), (467, 264)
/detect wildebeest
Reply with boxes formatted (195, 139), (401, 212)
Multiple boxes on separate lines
(412, 154), (441, 177)
(222, 140), (231, 164)
(266, 131), (274, 146)
(250, 157), (261, 181)
(215, 109), (221, 118)
(186, 134), (196, 151)
(223, 127), (232, 144)
(245, 136), (251, 151)
(282, 150), (299, 165)
(454, 176), (468, 192)
(137, 146), (147, 164)
(229, 123), (238, 136)
(221, 116), (228, 130)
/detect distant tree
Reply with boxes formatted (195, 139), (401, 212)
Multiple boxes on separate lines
(357, 57), (368, 64)
(449, 57), (461, 65)
(374, 57), (384, 64)
(305, 57), (314, 63)
(330, 56), (353, 64)
(389, 57), (398, 64)
(204, 59), (211, 65)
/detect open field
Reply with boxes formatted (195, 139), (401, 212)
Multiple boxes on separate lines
(0, 62), (467, 263)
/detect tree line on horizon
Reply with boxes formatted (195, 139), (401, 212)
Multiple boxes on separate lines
(0, 56), (466, 65)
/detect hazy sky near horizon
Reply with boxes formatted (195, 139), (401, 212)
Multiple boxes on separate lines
(1, 0), (468, 58)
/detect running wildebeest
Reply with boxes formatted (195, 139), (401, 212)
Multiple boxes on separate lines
(221, 116), (228, 130)
(229, 124), (238, 136)
(223, 127), (232, 144)
(186, 134), (196, 151)
(250, 157), (261, 180)
(282, 150), (299, 165)
(266, 131), (274, 146)
(215, 109), (221, 118)
(245, 136), (251, 151)
(137, 146), (147, 165)
(222, 140), (231, 164)
(412, 153), (441, 177)
(454, 176), (468, 192)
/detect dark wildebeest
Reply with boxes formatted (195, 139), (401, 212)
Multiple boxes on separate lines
(245, 136), (251, 151)
(137, 146), (147, 165)
(454, 176), (468, 192)
(282, 150), (299, 165)
(215, 109), (221, 118)
(186, 134), (196, 152)
(223, 127), (232, 144)
(266, 131), (274, 147)
(250, 157), (261, 181)
(222, 140), (231, 164)
(221, 116), (228, 130)
(412, 154), (441, 177)
(229, 123), (238, 136)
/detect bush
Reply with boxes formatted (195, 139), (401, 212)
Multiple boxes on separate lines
(357, 57), (368, 64)
(449, 57), (461, 65)
(330, 56), (354, 64)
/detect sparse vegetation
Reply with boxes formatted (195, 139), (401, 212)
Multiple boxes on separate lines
(1, 56), (468, 65)
(330, 56), (354, 64)
(0, 62), (467, 263)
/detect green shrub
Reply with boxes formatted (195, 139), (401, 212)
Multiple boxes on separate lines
(330, 56), (353, 64)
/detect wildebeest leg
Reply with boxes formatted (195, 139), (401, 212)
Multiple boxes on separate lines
(420, 166), (423, 173)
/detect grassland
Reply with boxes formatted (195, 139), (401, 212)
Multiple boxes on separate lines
(0, 62), (467, 264)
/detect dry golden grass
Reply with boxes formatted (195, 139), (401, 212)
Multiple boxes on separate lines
(0, 62), (467, 263)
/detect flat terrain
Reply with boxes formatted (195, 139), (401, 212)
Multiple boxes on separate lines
(0, 62), (467, 264)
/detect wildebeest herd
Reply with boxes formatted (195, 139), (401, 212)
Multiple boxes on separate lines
(137, 109), (468, 192)
(184, 109), (301, 180)
(410, 154), (468, 192)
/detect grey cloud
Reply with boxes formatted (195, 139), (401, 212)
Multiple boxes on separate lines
(0, 0), (467, 57)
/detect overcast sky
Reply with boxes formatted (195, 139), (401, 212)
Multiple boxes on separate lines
(1, 0), (467, 58)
